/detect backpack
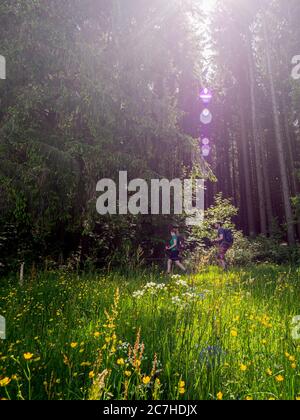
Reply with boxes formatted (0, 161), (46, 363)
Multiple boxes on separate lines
(224, 229), (234, 245)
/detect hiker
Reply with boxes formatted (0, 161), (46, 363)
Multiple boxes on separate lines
(214, 222), (233, 270)
(166, 227), (186, 274)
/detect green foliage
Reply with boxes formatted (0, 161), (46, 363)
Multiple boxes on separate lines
(228, 235), (300, 266)
(0, 0), (204, 269)
(1, 266), (300, 400)
(292, 195), (300, 220)
(189, 193), (238, 245)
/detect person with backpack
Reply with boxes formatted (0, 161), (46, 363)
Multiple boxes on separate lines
(166, 226), (186, 274)
(214, 222), (233, 270)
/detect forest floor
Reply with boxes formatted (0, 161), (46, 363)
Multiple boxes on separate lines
(1, 265), (300, 400)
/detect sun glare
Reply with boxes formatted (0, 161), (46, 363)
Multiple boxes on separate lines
(200, 0), (216, 12)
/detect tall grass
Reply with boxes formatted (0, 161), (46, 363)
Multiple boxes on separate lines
(1, 265), (300, 400)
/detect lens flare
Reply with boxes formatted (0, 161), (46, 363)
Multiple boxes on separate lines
(202, 145), (210, 157)
(200, 88), (212, 104)
(200, 109), (212, 124)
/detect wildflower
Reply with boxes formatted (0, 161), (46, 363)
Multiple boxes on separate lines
(291, 363), (297, 369)
(89, 371), (95, 379)
(132, 290), (145, 299)
(133, 360), (141, 368)
(125, 371), (132, 377)
(217, 392), (223, 400)
(269, 397), (276, 400)
(70, 342), (78, 349)
(275, 375), (284, 383)
(143, 376), (151, 385)
(117, 358), (125, 366)
(266, 368), (273, 376)
(296, 396), (300, 401)
(179, 381), (185, 388)
(245, 396), (253, 400)
(0, 377), (11, 387)
(231, 329), (238, 338)
(240, 364), (248, 372)
(179, 387), (185, 395)
(289, 356), (296, 362)
(23, 353), (34, 361)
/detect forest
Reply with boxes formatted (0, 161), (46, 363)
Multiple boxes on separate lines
(1, 0), (300, 402)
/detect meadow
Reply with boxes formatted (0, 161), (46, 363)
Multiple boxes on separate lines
(1, 265), (300, 400)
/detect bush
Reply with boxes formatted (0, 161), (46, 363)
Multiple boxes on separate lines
(227, 234), (300, 266)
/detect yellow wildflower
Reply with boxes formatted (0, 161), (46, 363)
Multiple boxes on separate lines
(143, 376), (151, 385)
(275, 375), (284, 383)
(0, 377), (11, 387)
(217, 392), (223, 400)
(240, 364), (248, 372)
(133, 360), (141, 368)
(23, 353), (34, 360)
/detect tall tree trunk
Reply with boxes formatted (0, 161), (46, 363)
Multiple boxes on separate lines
(281, 97), (300, 240)
(263, 16), (296, 244)
(281, 95), (298, 195)
(261, 132), (273, 234)
(238, 96), (256, 237)
(248, 47), (267, 236)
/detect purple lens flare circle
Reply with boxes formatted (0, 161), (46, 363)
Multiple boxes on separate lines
(200, 108), (213, 124)
(202, 145), (211, 157)
(200, 88), (212, 104)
